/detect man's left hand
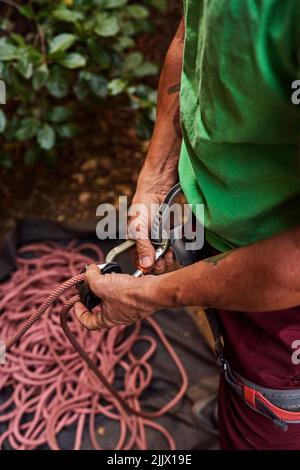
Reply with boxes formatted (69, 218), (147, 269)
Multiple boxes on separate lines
(74, 265), (159, 330)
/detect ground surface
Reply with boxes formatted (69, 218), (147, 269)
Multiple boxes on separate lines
(0, 4), (182, 243)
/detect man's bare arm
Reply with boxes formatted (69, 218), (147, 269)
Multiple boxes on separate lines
(154, 224), (300, 312)
(131, 19), (185, 271)
(75, 225), (300, 331)
(134, 19), (184, 198)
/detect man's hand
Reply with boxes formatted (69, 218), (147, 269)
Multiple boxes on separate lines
(128, 191), (175, 275)
(75, 265), (159, 331)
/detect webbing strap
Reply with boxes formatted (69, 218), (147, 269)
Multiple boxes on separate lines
(203, 308), (225, 367)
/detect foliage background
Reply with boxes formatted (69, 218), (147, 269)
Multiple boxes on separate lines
(0, 0), (171, 167)
(0, 0), (181, 241)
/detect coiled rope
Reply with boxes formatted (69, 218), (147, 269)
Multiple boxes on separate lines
(0, 241), (188, 450)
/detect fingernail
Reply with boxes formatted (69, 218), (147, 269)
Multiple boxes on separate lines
(86, 264), (96, 270)
(140, 256), (151, 268)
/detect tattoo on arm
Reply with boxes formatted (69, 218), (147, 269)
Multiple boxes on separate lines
(203, 250), (235, 266)
(168, 83), (181, 95)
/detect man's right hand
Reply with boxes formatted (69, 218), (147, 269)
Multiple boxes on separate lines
(128, 189), (176, 274)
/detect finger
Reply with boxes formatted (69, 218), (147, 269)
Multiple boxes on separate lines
(164, 250), (175, 268)
(74, 302), (101, 331)
(94, 308), (114, 329)
(135, 238), (156, 271)
(129, 247), (139, 268)
(128, 211), (156, 270)
(85, 264), (106, 297)
(153, 257), (165, 274)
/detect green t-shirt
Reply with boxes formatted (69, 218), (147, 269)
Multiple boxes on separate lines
(179, 0), (300, 252)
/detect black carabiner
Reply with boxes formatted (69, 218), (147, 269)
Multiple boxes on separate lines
(77, 262), (122, 310)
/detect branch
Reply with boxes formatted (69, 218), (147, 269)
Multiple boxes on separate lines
(0, 0), (20, 9)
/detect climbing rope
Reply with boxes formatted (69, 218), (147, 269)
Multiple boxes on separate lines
(0, 241), (188, 450)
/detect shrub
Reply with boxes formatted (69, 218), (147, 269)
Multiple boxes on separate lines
(0, 0), (167, 167)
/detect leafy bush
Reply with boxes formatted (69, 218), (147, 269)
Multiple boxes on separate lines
(0, 0), (167, 167)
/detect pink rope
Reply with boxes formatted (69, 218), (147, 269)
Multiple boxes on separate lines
(0, 241), (188, 450)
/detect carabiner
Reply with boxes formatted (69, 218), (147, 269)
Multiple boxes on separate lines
(78, 183), (182, 310)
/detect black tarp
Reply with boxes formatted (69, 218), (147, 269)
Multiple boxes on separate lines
(0, 220), (219, 450)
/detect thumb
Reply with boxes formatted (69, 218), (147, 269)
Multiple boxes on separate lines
(85, 264), (106, 297)
(136, 238), (156, 270)
(74, 302), (101, 330)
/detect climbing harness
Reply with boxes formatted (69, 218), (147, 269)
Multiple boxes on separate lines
(205, 308), (300, 432)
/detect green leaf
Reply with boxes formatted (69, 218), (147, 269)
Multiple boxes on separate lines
(89, 74), (108, 98)
(52, 7), (84, 23)
(87, 38), (111, 68)
(123, 54), (157, 77)
(59, 53), (86, 69)
(49, 33), (77, 55)
(46, 66), (68, 98)
(0, 109), (6, 133)
(0, 39), (18, 61)
(123, 52), (143, 71)
(19, 4), (35, 19)
(115, 36), (135, 51)
(32, 63), (49, 90)
(37, 124), (56, 150)
(134, 61), (158, 77)
(15, 118), (39, 141)
(73, 79), (90, 101)
(10, 33), (26, 47)
(149, 0), (167, 11)
(104, 0), (127, 7)
(108, 78), (127, 96)
(148, 105), (157, 122)
(95, 13), (119, 37)
(57, 122), (78, 138)
(17, 54), (34, 79)
(48, 106), (72, 123)
(126, 4), (149, 19)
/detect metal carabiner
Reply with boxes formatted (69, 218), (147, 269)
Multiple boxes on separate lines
(78, 184), (182, 310)
(132, 230), (170, 277)
(78, 233), (170, 310)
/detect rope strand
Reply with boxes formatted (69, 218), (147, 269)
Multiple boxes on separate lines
(0, 241), (188, 450)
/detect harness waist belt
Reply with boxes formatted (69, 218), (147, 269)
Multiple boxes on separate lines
(204, 308), (300, 431)
(222, 358), (300, 431)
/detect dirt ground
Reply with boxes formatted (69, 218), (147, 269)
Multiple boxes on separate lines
(0, 4), (182, 242)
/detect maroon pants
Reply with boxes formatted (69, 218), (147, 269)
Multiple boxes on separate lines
(216, 306), (300, 449)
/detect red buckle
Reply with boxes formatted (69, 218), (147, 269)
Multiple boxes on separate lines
(243, 385), (256, 408)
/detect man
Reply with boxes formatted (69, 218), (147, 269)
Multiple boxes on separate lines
(75, 0), (300, 449)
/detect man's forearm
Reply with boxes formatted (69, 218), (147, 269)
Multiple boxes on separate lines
(153, 225), (300, 312)
(136, 20), (185, 195)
